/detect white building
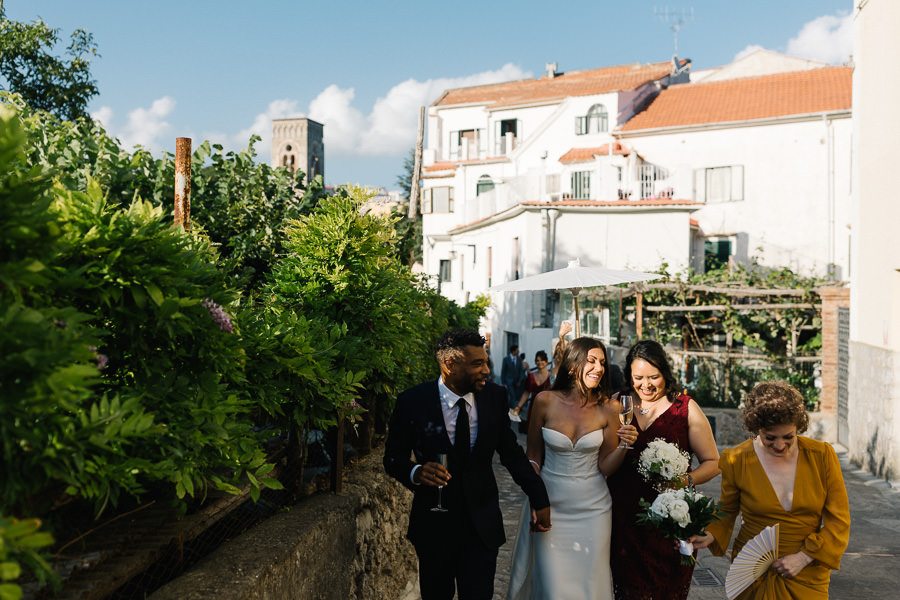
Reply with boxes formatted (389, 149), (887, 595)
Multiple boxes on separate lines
(419, 56), (852, 363)
(849, 0), (900, 482)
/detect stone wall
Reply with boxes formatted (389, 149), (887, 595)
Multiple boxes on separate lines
(149, 452), (417, 600)
(703, 407), (834, 448)
(848, 340), (900, 484)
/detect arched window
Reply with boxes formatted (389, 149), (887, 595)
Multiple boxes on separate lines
(476, 174), (495, 196)
(575, 104), (608, 135)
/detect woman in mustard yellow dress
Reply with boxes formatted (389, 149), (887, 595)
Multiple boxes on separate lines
(691, 381), (850, 599)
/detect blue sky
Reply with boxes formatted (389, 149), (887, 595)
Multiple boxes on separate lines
(7, 0), (853, 191)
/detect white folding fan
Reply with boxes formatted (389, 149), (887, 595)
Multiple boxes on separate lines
(725, 523), (780, 600)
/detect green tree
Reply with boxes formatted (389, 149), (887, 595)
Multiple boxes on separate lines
(0, 5), (99, 122)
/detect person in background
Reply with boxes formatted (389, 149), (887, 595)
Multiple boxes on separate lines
(511, 350), (551, 434)
(606, 339), (720, 600)
(549, 320), (573, 383)
(690, 381), (850, 599)
(384, 328), (551, 600)
(502, 344), (526, 409)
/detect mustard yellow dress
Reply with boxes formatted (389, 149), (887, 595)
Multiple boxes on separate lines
(705, 436), (850, 599)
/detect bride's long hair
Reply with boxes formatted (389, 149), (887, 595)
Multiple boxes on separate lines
(551, 337), (610, 405)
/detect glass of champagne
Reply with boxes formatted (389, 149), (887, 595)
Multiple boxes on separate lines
(618, 395), (634, 449)
(430, 453), (449, 512)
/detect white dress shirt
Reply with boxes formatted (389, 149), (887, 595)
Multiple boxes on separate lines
(410, 376), (478, 484)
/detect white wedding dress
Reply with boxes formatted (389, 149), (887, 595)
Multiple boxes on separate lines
(507, 427), (614, 600)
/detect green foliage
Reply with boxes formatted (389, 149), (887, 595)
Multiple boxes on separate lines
(638, 262), (830, 409)
(266, 188), (429, 440)
(0, 103), (273, 517)
(6, 95), (334, 292)
(0, 514), (56, 599)
(0, 11), (98, 122)
(0, 105), (154, 515)
(644, 262), (826, 356)
(238, 308), (361, 434)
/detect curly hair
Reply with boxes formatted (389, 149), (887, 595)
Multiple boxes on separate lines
(434, 328), (486, 365)
(534, 350), (548, 363)
(623, 340), (679, 402)
(742, 381), (809, 434)
(551, 337), (610, 405)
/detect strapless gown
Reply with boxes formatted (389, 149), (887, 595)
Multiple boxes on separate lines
(507, 427), (614, 600)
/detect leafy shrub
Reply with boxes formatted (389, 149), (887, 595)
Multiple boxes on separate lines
(0, 514), (56, 600)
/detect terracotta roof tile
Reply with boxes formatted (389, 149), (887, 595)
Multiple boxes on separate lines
(558, 142), (631, 163)
(620, 66), (851, 131)
(434, 61), (683, 109)
(422, 161), (458, 173)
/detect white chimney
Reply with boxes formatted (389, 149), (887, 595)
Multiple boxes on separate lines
(545, 62), (558, 79)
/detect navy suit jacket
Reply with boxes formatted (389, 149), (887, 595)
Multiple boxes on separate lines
(384, 380), (549, 551)
(501, 354), (525, 387)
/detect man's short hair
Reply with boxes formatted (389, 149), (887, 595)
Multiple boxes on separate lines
(508, 344), (519, 354)
(435, 328), (486, 365)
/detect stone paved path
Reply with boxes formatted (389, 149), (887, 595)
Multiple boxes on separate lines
(399, 433), (900, 599)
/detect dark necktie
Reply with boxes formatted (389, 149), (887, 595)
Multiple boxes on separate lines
(455, 398), (470, 461)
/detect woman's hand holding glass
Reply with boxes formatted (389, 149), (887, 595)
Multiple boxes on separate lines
(617, 395), (638, 449)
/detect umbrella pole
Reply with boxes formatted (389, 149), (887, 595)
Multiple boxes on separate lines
(574, 296), (581, 337)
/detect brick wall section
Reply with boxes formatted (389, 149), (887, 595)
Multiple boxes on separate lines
(819, 286), (850, 416)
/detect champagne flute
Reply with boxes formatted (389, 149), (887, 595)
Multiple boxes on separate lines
(430, 453), (449, 512)
(618, 395), (634, 449)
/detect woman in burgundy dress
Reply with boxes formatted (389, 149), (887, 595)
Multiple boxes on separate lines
(606, 340), (720, 600)
(512, 350), (551, 433)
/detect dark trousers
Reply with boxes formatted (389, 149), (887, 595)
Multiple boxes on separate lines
(414, 534), (498, 600)
(505, 383), (518, 409)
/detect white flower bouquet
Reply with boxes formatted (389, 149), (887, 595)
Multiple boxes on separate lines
(637, 487), (725, 565)
(637, 438), (691, 490)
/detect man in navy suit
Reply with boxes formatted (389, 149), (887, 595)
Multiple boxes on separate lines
(500, 344), (526, 409)
(384, 328), (550, 600)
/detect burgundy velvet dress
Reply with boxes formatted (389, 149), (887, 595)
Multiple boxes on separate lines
(606, 394), (695, 600)
(523, 371), (551, 420)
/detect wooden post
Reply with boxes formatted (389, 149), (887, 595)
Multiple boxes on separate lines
(408, 106), (425, 220)
(617, 288), (623, 344)
(174, 137), (192, 231)
(636, 292), (644, 339)
(573, 295), (581, 337)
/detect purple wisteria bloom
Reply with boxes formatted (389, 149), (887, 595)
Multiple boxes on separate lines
(201, 298), (234, 333)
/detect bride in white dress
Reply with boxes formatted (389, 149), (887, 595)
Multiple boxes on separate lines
(507, 337), (637, 600)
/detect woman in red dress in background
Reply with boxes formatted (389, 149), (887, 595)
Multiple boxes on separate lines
(512, 350), (551, 433)
(606, 340), (720, 600)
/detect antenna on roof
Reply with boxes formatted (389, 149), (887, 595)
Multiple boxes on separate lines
(655, 6), (694, 58)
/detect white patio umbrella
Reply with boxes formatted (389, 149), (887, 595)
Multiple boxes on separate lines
(489, 258), (660, 337)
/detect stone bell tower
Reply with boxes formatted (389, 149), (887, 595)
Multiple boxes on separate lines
(271, 117), (324, 182)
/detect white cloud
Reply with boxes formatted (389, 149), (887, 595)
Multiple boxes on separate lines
(734, 44), (765, 62)
(91, 106), (114, 129)
(233, 98), (305, 156)
(307, 85), (367, 155)
(121, 97), (176, 151)
(92, 97), (177, 154)
(95, 64), (532, 163)
(252, 63), (532, 161)
(786, 12), (853, 64)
